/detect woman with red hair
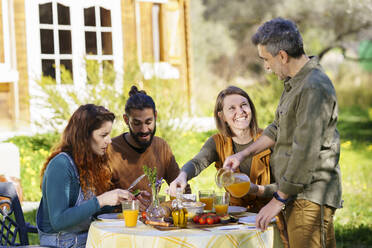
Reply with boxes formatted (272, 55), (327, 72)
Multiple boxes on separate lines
(37, 104), (133, 247)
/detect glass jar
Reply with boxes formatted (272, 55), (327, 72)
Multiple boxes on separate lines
(215, 168), (251, 198)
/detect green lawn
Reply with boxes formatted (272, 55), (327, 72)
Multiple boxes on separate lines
(15, 106), (372, 246)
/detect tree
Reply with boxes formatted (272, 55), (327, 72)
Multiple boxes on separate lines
(275, 0), (372, 60)
(195, 0), (372, 81)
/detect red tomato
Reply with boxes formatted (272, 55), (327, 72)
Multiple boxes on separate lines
(141, 211), (147, 219)
(193, 215), (200, 223)
(214, 216), (220, 223)
(199, 217), (206, 225)
(206, 217), (214, 225)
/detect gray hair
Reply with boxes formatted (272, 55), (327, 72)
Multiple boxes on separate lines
(251, 17), (305, 58)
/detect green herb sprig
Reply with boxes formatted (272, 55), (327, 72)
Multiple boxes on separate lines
(143, 165), (157, 186)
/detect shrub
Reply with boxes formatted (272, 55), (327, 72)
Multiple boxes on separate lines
(6, 133), (60, 201)
(36, 59), (188, 139)
(334, 61), (372, 109)
(13, 59), (189, 200)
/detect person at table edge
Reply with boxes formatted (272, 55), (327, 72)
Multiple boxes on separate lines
(108, 85), (191, 211)
(170, 86), (276, 212)
(223, 18), (342, 248)
(37, 104), (134, 247)
(169, 86), (290, 246)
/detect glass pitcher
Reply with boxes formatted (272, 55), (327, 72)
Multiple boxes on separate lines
(215, 168), (251, 198)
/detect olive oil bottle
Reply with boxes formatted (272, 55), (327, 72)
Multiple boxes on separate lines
(171, 188), (187, 227)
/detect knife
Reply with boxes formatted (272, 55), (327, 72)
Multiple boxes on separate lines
(127, 174), (146, 192)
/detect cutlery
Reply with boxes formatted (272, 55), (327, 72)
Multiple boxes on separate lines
(127, 174), (146, 191)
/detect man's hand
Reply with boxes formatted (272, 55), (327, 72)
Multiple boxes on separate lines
(168, 171), (187, 196)
(136, 191), (151, 212)
(222, 152), (244, 171)
(255, 198), (284, 231)
(248, 184), (265, 196)
(223, 135), (275, 171)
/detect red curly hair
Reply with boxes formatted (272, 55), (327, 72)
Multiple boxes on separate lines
(40, 104), (115, 196)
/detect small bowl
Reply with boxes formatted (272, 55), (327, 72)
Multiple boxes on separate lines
(182, 201), (205, 220)
(181, 194), (197, 202)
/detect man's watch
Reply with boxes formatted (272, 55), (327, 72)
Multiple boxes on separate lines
(273, 192), (289, 205)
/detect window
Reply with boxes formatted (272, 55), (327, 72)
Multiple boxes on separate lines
(135, 0), (180, 79)
(83, 6), (114, 82)
(39, 2), (73, 84)
(0, 0), (19, 123)
(26, 0), (123, 88)
(152, 4), (161, 62)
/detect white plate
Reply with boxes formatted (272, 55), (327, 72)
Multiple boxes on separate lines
(97, 213), (122, 221)
(228, 206), (247, 214)
(238, 214), (276, 224)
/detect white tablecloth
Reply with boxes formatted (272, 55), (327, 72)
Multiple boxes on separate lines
(86, 219), (284, 248)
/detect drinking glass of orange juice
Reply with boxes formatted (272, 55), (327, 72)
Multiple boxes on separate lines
(122, 199), (139, 227)
(214, 192), (229, 215)
(198, 190), (215, 211)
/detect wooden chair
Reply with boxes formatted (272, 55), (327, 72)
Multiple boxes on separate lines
(0, 182), (37, 246)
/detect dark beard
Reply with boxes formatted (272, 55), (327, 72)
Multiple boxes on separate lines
(129, 125), (156, 149)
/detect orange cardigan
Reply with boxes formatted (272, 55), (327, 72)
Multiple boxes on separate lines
(213, 132), (271, 212)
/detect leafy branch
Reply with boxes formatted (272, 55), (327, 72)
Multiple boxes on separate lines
(143, 165), (164, 192)
(143, 165), (157, 186)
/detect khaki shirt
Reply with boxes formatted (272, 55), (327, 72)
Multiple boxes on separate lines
(263, 57), (342, 208)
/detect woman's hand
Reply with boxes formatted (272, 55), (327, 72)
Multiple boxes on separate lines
(96, 189), (134, 208)
(168, 171), (188, 197)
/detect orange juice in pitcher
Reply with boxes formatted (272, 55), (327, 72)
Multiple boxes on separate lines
(215, 168), (251, 198)
(226, 181), (250, 198)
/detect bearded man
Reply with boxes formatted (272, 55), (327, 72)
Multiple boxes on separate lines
(108, 85), (190, 211)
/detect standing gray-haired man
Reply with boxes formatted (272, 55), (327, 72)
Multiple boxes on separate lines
(223, 18), (342, 248)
